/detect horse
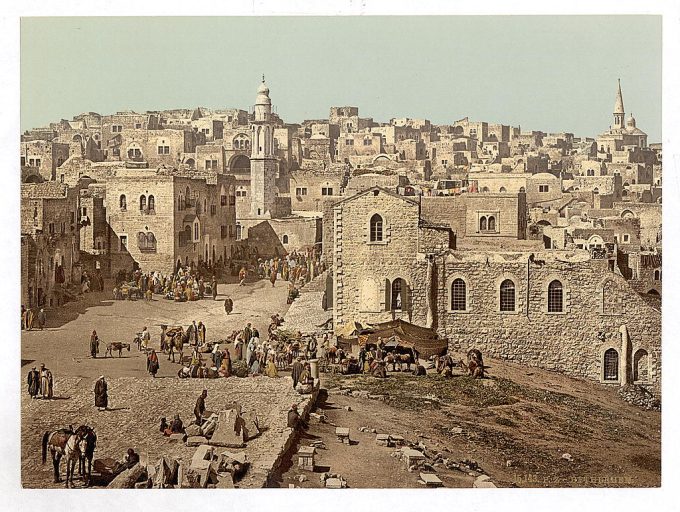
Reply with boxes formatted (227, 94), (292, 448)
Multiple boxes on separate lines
(75, 425), (97, 486)
(105, 342), (130, 358)
(42, 427), (83, 487)
(396, 353), (414, 372)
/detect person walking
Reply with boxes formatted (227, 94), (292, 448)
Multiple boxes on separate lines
(147, 349), (159, 378)
(291, 357), (304, 390)
(39, 363), (53, 399)
(211, 276), (218, 301)
(90, 330), (100, 358)
(224, 296), (233, 315)
(194, 389), (207, 425)
(94, 375), (108, 411)
(238, 267), (247, 286)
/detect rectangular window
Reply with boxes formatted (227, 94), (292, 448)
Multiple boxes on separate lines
(321, 187), (334, 196)
(296, 187), (308, 196)
(539, 185), (549, 193)
(112, 125), (122, 133)
(48, 223), (55, 234)
(158, 146), (170, 155)
(229, 195), (236, 206)
(35, 159), (41, 167)
(205, 159), (218, 170)
(21, 157), (25, 166)
(201, 128), (209, 134)
(211, 205), (217, 216)
(60, 174), (65, 183)
(345, 139), (354, 146)
(221, 195), (227, 206)
(623, 234), (630, 243)
(112, 147), (120, 156)
(363, 139), (372, 146)
(120, 235), (127, 250)
(135, 123), (142, 129)
(221, 225), (227, 239)
(61, 222), (65, 234)
(70, 212), (75, 224)
(82, 207), (87, 217)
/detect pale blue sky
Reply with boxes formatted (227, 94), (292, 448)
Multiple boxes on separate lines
(21, 16), (662, 141)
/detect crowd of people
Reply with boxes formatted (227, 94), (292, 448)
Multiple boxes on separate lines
(255, 249), (326, 289)
(21, 305), (46, 330)
(112, 266), (219, 303)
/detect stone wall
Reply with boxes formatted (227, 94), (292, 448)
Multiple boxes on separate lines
(413, 251), (661, 396)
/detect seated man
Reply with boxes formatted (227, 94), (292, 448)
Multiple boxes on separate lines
(169, 413), (184, 434)
(124, 448), (140, 468)
(287, 404), (307, 431)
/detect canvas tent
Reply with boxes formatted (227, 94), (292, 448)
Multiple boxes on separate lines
(355, 319), (447, 358)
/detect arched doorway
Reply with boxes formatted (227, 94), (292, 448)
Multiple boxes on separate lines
(230, 154), (251, 176)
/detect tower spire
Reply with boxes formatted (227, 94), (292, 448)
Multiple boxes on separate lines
(613, 78), (625, 128)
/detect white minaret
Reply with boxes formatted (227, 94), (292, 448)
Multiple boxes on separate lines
(250, 76), (277, 217)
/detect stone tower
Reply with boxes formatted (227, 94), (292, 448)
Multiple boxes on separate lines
(613, 78), (625, 129)
(249, 77), (278, 218)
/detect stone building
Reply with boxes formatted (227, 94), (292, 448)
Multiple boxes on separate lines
(105, 170), (237, 274)
(330, 186), (660, 395)
(20, 140), (70, 182)
(21, 182), (82, 308)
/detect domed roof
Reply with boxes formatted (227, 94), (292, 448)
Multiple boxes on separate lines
(626, 113), (636, 129)
(257, 80), (269, 96)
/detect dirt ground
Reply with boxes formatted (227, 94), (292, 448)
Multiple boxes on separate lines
(21, 277), (661, 489)
(21, 277), (292, 488)
(277, 362), (660, 488)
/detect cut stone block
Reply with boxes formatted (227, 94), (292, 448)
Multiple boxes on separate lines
(186, 435), (209, 447)
(335, 427), (350, 444)
(210, 409), (246, 447)
(420, 473), (443, 487)
(325, 477), (343, 489)
(376, 434), (390, 446)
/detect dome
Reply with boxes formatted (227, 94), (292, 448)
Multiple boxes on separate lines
(626, 113), (636, 129)
(257, 80), (269, 95)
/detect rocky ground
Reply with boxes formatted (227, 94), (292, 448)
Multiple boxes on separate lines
(276, 363), (660, 488)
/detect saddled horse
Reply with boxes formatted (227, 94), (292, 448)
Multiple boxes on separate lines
(42, 427), (84, 487)
(75, 425), (97, 486)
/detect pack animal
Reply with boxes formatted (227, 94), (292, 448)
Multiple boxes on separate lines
(41, 427), (84, 487)
(105, 342), (130, 358)
(76, 425), (97, 486)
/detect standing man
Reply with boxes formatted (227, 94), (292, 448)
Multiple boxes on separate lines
(224, 296), (233, 315)
(21, 305), (26, 330)
(291, 357), (304, 390)
(94, 376), (108, 411)
(238, 267), (247, 286)
(234, 334), (243, 361)
(211, 276), (218, 301)
(140, 326), (151, 351)
(358, 346), (367, 373)
(90, 330), (100, 358)
(194, 389), (207, 425)
(27, 367), (40, 399)
(243, 323), (253, 345)
(39, 363), (53, 399)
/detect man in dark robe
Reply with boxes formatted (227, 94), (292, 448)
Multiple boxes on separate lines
(243, 323), (252, 344)
(37, 309), (46, 330)
(211, 277), (218, 300)
(147, 349), (159, 377)
(27, 367), (40, 399)
(194, 389), (207, 425)
(224, 296), (233, 315)
(170, 414), (184, 434)
(287, 404), (307, 430)
(90, 331), (99, 358)
(94, 376), (108, 411)
(291, 357), (304, 389)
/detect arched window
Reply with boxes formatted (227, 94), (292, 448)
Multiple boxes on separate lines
(451, 278), (466, 311)
(479, 216), (487, 231)
(391, 278), (406, 311)
(548, 280), (563, 312)
(654, 270), (660, 281)
(370, 214), (384, 242)
(488, 216), (496, 231)
(282, 234), (289, 244)
(500, 279), (515, 312)
(603, 348), (619, 381)
(634, 349), (648, 382)
(499, 187), (507, 193)
(139, 195), (147, 211)
(148, 195), (155, 211)
(119, 194), (127, 210)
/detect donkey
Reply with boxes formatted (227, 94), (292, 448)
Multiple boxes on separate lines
(105, 342), (130, 358)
